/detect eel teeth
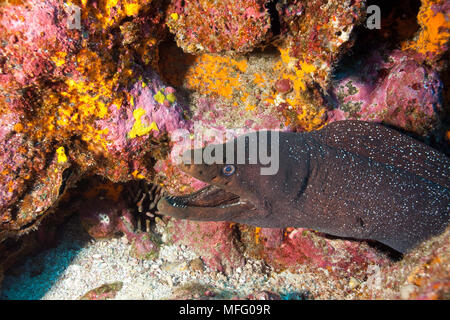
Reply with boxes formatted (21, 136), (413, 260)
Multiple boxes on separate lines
(166, 196), (188, 208)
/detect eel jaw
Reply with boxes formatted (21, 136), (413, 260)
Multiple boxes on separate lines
(157, 185), (256, 221)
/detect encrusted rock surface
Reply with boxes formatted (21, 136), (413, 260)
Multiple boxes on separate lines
(0, 0), (448, 299)
(328, 49), (444, 136)
(166, 0), (272, 55)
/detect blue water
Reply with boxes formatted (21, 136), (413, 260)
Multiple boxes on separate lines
(0, 218), (87, 300)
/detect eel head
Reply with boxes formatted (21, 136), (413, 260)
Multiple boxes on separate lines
(157, 161), (264, 224)
(157, 143), (278, 225)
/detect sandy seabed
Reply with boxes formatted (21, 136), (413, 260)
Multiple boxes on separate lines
(0, 214), (360, 300)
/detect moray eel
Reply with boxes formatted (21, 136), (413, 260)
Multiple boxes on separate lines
(157, 120), (450, 253)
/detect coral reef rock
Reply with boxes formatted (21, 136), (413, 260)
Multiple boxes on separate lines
(166, 0), (271, 54)
(329, 49), (444, 136)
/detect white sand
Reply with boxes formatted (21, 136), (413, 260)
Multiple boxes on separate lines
(0, 215), (353, 300)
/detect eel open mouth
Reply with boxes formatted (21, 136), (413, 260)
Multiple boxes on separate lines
(157, 185), (256, 221)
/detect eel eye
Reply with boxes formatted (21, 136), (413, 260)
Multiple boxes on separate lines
(222, 164), (235, 176)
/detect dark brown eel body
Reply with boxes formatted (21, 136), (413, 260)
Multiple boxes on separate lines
(157, 120), (450, 253)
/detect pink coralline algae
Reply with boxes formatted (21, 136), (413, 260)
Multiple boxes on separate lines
(0, 0), (79, 90)
(93, 71), (191, 182)
(167, 219), (245, 274)
(190, 96), (286, 135)
(79, 199), (122, 239)
(0, 0), (172, 238)
(129, 232), (160, 260)
(96, 71), (190, 154)
(0, 68), (190, 236)
(166, 0), (271, 54)
(328, 49), (443, 136)
(80, 282), (123, 300)
(253, 228), (390, 277)
(274, 78), (293, 94)
(79, 197), (160, 259)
